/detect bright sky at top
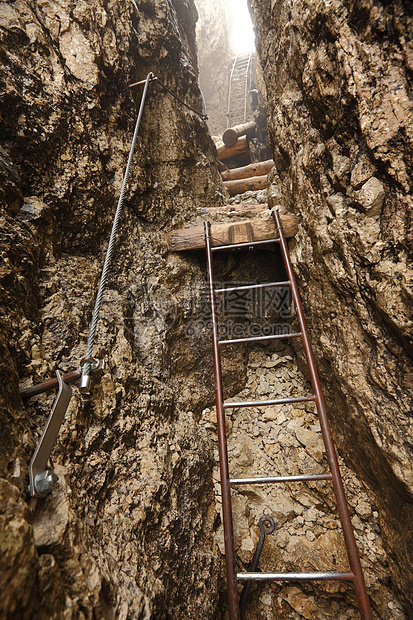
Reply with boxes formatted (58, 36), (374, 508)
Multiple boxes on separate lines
(229, 0), (255, 54)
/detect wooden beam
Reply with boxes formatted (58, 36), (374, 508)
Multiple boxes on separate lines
(222, 121), (257, 148)
(221, 159), (275, 181)
(212, 136), (224, 149)
(217, 160), (229, 172)
(217, 136), (249, 161)
(167, 214), (298, 252)
(224, 174), (267, 197)
(199, 204), (268, 214)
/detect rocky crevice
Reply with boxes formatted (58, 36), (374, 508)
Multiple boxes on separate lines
(0, 0), (412, 618)
(0, 0), (228, 618)
(250, 0), (413, 613)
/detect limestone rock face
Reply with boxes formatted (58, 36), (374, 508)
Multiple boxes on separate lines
(251, 0), (413, 611)
(2, 0), (413, 617)
(0, 0), (228, 617)
(196, 0), (233, 135)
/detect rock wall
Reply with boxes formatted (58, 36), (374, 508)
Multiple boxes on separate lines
(2, 0), (413, 618)
(0, 0), (231, 618)
(196, 0), (233, 135)
(250, 0), (413, 614)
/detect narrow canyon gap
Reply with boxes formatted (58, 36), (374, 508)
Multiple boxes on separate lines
(0, 1), (412, 619)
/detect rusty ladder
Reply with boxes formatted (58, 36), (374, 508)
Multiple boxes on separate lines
(204, 210), (373, 619)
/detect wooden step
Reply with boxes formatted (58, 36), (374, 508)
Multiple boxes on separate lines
(217, 160), (229, 172)
(217, 136), (249, 162)
(221, 160), (274, 182)
(166, 214), (298, 252)
(224, 174), (267, 197)
(199, 204), (268, 215)
(222, 121), (257, 148)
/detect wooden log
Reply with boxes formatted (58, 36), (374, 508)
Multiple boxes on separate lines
(221, 159), (275, 181)
(199, 204), (268, 214)
(224, 174), (267, 197)
(212, 136), (224, 149)
(217, 136), (249, 161)
(222, 121), (257, 148)
(217, 160), (229, 172)
(167, 213), (298, 252)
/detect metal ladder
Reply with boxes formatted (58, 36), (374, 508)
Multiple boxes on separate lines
(227, 52), (253, 128)
(204, 210), (373, 620)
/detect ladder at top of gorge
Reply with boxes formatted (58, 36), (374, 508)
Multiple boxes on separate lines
(203, 210), (373, 620)
(227, 51), (254, 129)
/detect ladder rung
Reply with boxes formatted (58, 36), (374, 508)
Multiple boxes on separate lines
(211, 239), (279, 252)
(223, 395), (316, 409)
(219, 332), (301, 346)
(215, 281), (290, 294)
(229, 473), (333, 485)
(237, 571), (354, 582)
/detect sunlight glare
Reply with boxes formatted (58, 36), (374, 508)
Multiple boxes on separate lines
(229, 0), (255, 55)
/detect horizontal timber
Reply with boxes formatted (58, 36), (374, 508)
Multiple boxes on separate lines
(217, 136), (249, 161)
(222, 121), (257, 147)
(224, 174), (267, 197)
(199, 204), (267, 214)
(167, 214), (298, 252)
(221, 160), (274, 182)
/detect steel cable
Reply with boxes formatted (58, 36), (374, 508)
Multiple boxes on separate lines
(80, 72), (154, 389)
(155, 77), (208, 121)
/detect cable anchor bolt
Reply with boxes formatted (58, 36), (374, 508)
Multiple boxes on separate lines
(129, 74), (158, 88)
(33, 470), (59, 498)
(28, 371), (72, 498)
(79, 357), (104, 395)
(239, 515), (275, 614)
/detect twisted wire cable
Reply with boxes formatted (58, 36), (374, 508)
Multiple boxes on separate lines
(81, 72), (154, 380)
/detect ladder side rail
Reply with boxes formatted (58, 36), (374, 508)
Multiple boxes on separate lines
(230, 103), (246, 118)
(227, 55), (239, 129)
(244, 51), (252, 123)
(272, 210), (373, 620)
(204, 221), (240, 620)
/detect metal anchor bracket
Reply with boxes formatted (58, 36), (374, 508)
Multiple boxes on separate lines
(79, 357), (101, 394)
(239, 515), (275, 615)
(28, 371), (72, 498)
